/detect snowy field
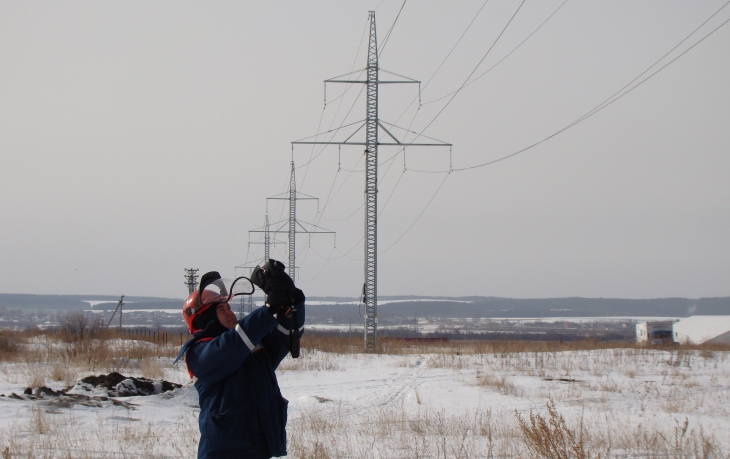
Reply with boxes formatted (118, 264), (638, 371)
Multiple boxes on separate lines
(0, 333), (728, 458)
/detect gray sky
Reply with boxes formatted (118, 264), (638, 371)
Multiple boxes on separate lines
(1, 1), (728, 300)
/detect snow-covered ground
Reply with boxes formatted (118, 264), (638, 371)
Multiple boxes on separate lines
(0, 336), (728, 458)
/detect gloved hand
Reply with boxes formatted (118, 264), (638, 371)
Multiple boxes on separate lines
(266, 272), (296, 314)
(251, 259), (287, 295)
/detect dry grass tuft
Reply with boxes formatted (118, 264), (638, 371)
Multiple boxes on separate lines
(30, 405), (50, 435)
(476, 370), (522, 396)
(0, 331), (20, 361)
(138, 357), (165, 380)
(516, 399), (598, 459)
(278, 349), (341, 372)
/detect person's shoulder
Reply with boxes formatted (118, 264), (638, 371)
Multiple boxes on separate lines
(187, 336), (214, 353)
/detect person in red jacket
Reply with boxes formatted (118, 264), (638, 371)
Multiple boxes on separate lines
(175, 265), (304, 459)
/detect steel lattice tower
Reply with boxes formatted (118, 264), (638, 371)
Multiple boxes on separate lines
(264, 214), (271, 261)
(363, 12), (379, 352)
(288, 161), (297, 278)
(250, 161), (334, 280)
(292, 11), (451, 352)
(184, 268), (199, 295)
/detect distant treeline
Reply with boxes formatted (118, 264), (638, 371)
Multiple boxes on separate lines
(2, 294), (729, 318)
(306, 297), (730, 323)
(0, 294), (182, 310)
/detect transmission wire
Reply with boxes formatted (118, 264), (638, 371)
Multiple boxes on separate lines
(453, 11), (730, 172)
(379, 172), (451, 255)
(423, 0), (569, 105)
(379, 0), (408, 58)
(377, 5), (730, 257)
(414, 0), (527, 143)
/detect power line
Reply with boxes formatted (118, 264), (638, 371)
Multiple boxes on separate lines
(378, 0), (528, 179)
(423, 0), (569, 106)
(379, 172), (451, 255)
(378, 0), (408, 57)
(294, 84), (367, 170)
(300, 18), (371, 191)
(392, 0), (492, 127)
(387, 1), (730, 175)
(373, 4), (730, 258)
(414, 0), (527, 141)
(453, 10), (730, 172)
(380, 0), (566, 179)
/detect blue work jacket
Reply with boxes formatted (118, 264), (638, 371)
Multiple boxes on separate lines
(178, 301), (305, 459)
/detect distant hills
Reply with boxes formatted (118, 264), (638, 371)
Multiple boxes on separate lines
(0, 294), (181, 310)
(308, 296), (730, 323)
(1, 293), (729, 319)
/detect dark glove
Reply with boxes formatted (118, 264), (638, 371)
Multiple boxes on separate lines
(265, 288), (291, 313)
(270, 272), (295, 295)
(251, 259), (287, 295)
(266, 274), (296, 314)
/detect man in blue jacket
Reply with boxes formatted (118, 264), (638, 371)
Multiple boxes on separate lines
(176, 266), (305, 459)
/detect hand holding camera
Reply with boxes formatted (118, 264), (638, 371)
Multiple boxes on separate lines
(251, 259), (297, 316)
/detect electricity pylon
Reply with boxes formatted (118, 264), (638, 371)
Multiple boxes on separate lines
(250, 161), (335, 280)
(184, 269), (199, 295)
(292, 11), (451, 352)
(247, 213), (286, 264)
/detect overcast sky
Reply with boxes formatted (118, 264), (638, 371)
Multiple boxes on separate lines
(1, 1), (728, 300)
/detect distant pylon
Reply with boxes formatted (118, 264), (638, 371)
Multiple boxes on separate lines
(184, 268), (199, 295)
(251, 160), (335, 280)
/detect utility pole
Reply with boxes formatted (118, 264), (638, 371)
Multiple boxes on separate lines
(184, 269), (199, 295)
(292, 11), (451, 352)
(251, 161), (335, 280)
(105, 295), (125, 329)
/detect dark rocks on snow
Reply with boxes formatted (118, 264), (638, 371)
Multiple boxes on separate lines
(2, 373), (182, 409)
(80, 372), (182, 397)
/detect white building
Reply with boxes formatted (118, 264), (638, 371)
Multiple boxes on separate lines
(672, 315), (730, 344)
(636, 321), (675, 343)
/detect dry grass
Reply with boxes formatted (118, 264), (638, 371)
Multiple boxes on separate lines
(278, 349), (342, 372)
(0, 327), (728, 458)
(301, 332), (730, 356)
(286, 400), (729, 459)
(476, 370), (522, 397)
(0, 410), (200, 458)
(0, 326), (178, 386)
(0, 332), (20, 361)
(287, 403), (519, 459)
(517, 399), (595, 459)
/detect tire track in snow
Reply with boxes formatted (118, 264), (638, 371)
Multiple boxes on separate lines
(340, 355), (427, 416)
